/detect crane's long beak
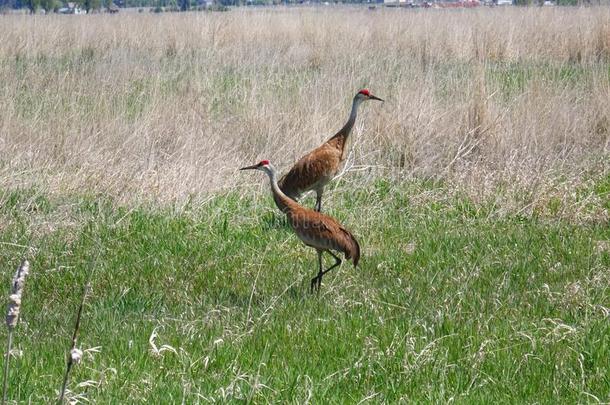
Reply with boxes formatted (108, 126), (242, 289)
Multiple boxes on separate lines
(239, 164), (259, 171)
(370, 95), (384, 102)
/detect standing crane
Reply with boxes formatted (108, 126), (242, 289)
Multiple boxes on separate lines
(278, 89), (383, 212)
(240, 160), (360, 293)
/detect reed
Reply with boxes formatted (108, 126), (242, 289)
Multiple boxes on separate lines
(57, 282), (90, 404)
(2, 260), (29, 405)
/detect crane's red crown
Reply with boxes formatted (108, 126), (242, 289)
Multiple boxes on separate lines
(358, 89), (370, 96)
(259, 160), (270, 166)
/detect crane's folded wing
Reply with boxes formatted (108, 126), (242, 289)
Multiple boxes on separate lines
(279, 144), (342, 198)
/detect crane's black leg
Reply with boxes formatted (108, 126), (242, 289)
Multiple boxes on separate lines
(315, 192), (322, 212)
(320, 251), (342, 278)
(311, 250), (324, 294)
(310, 251), (342, 293)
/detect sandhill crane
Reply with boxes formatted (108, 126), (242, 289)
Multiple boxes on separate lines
(278, 89), (383, 212)
(240, 160), (360, 292)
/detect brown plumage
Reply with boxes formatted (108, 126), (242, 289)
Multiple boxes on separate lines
(240, 160), (360, 292)
(278, 89), (383, 212)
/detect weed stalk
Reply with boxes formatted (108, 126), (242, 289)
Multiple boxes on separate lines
(2, 260), (30, 405)
(57, 281), (90, 404)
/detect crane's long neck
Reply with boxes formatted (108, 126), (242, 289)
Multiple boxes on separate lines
(328, 96), (363, 155)
(266, 167), (296, 215)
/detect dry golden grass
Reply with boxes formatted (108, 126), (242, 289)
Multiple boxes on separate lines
(0, 7), (608, 208)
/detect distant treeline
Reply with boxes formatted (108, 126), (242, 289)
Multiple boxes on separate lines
(2, 0), (364, 11)
(0, 0), (603, 12)
(0, 0), (113, 12)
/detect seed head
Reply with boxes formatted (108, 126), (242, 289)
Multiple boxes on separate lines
(6, 261), (29, 330)
(70, 348), (83, 365)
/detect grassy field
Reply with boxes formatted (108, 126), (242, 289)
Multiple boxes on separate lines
(0, 6), (609, 403)
(1, 7), (609, 204)
(1, 181), (609, 402)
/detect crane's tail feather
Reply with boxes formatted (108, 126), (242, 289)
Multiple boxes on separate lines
(278, 175), (302, 201)
(337, 227), (360, 267)
(353, 239), (360, 267)
(350, 236), (360, 267)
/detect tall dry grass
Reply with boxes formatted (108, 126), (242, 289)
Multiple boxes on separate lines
(0, 8), (608, 208)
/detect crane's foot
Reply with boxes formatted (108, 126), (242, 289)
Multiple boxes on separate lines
(310, 276), (322, 294)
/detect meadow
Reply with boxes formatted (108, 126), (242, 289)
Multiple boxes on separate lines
(0, 6), (609, 403)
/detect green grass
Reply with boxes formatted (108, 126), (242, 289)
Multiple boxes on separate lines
(0, 183), (608, 402)
(428, 60), (606, 103)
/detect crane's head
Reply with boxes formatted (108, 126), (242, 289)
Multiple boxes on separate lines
(356, 89), (383, 102)
(239, 159), (274, 175)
